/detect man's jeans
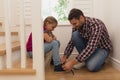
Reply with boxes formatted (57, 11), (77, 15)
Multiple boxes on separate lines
(72, 30), (109, 71)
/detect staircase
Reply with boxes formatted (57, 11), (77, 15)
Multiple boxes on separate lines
(0, 0), (45, 80)
(0, 22), (50, 75)
(0, 22), (36, 75)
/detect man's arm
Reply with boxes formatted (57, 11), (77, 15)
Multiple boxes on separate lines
(62, 28), (76, 63)
(64, 28), (77, 57)
(76, 24), (102, 62)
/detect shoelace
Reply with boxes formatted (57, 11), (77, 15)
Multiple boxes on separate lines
(62, 62), (74, 75)
(71, 69), (74, 75)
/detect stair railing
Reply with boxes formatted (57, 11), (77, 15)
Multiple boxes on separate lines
(3, 0), (45, 80)
(4, 0), (12, 69)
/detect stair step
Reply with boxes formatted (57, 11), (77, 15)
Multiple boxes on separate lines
(0, 22), (2, 26)
(0, 41), (20, 56)
(0, 31), (18, 36)
(0, 68), (36, 75)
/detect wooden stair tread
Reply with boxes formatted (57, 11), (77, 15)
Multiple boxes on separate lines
(0, 41), (20, 56)
(0, 68), (36, 75)
(13, 57), (33, 69)
(0, 57), (35, 75)
(0, 31), (18, 36)
(0, 50), (35, 75)
(0, 22), (2, 26)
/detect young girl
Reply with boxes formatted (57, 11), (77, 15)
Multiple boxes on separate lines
(26, 16), (64, 72)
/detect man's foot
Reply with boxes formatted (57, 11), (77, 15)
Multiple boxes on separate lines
(73, 62), (85, 70)
(54, 64), (65, 72)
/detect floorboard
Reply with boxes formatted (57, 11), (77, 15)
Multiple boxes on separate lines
(45, 55), (120, 80)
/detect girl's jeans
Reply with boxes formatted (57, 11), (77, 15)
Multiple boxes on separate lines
(28, 40), (61, 66)
(72, 30), (109, 71)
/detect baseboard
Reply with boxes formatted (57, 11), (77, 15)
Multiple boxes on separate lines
(109, 56), (120, 71)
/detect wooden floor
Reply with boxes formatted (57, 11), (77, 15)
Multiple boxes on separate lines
(13, 54), (120, 79)
(45, 55), (120, 80)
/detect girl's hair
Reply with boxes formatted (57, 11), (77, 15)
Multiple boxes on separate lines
(68, 8), (84, 20)
(43, 16), (58, 27)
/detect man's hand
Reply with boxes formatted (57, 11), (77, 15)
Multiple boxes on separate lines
(62, 59), (78, 71)
(61, 55), (67, 64)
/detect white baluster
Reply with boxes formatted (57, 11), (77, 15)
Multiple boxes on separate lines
(19, 0), (26, 68)
(4, 0), (12, 68)
(32, 0), (45, 80)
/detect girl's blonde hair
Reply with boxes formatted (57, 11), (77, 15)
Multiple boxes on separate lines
(43, 16), (58, 27)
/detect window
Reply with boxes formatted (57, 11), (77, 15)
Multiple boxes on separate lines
(42, 0), (69, 24)
(42, 0), (93, 24)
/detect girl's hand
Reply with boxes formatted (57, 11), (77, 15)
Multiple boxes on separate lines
(52, 36), (56, 40)
(44, 33), (53, 42)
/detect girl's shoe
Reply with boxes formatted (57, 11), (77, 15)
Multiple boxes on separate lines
(54, 64), (64, 72)
(50, 58), (54, 65)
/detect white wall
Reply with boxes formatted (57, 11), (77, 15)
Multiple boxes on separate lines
(53, 25), (77, 54)
(106, 0), (120, 70)
(0, 0), (4, 21)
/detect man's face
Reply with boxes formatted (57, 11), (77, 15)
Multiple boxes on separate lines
(69, 16), (84, 29)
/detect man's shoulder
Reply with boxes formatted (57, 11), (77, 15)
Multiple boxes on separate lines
(85, 16), (103, 24)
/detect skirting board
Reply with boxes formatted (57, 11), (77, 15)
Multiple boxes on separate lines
(109, 56), (120, 71)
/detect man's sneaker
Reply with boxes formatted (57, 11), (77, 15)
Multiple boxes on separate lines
(54, 64), (65, 72)
(73, 62), (85, 70)
(50, 58), (54, 65)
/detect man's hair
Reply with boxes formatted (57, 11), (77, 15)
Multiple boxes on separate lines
(68, 8), (84, 20)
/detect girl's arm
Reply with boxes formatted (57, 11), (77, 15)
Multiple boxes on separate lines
(44, 33), (53, 42)
(51, 34), (56, 40)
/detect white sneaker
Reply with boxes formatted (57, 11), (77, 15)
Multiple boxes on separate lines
(73, 62), (85, 70)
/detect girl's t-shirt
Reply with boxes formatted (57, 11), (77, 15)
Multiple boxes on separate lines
(26, 32), (32, 52)
(26, 27), (46, 52)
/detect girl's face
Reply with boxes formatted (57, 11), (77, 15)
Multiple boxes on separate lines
(45, 22), (57, 31)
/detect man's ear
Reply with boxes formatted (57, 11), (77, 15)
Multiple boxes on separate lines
(79, 15), (84, 22)
(80, 15), (83, 20)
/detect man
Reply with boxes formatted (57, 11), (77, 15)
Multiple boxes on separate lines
(62, 8), (113, 72)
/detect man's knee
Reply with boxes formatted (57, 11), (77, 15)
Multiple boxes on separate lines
(72, 31), (81, 40)
(86, 62), (101, 72)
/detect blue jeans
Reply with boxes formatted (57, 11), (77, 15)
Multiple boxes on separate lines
(28, 40), (61, 66)
(44, 40), (61, 66)
(72, 30), (109, 72)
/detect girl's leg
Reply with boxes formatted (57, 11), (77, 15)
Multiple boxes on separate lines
(50, 40), (61, 66)
(44, 42), (52, 53)
(45, 40), (64, 71)
(44, 40), (61, 66)
(28, 51), (33, 58)
(86, 48), (109, 72)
